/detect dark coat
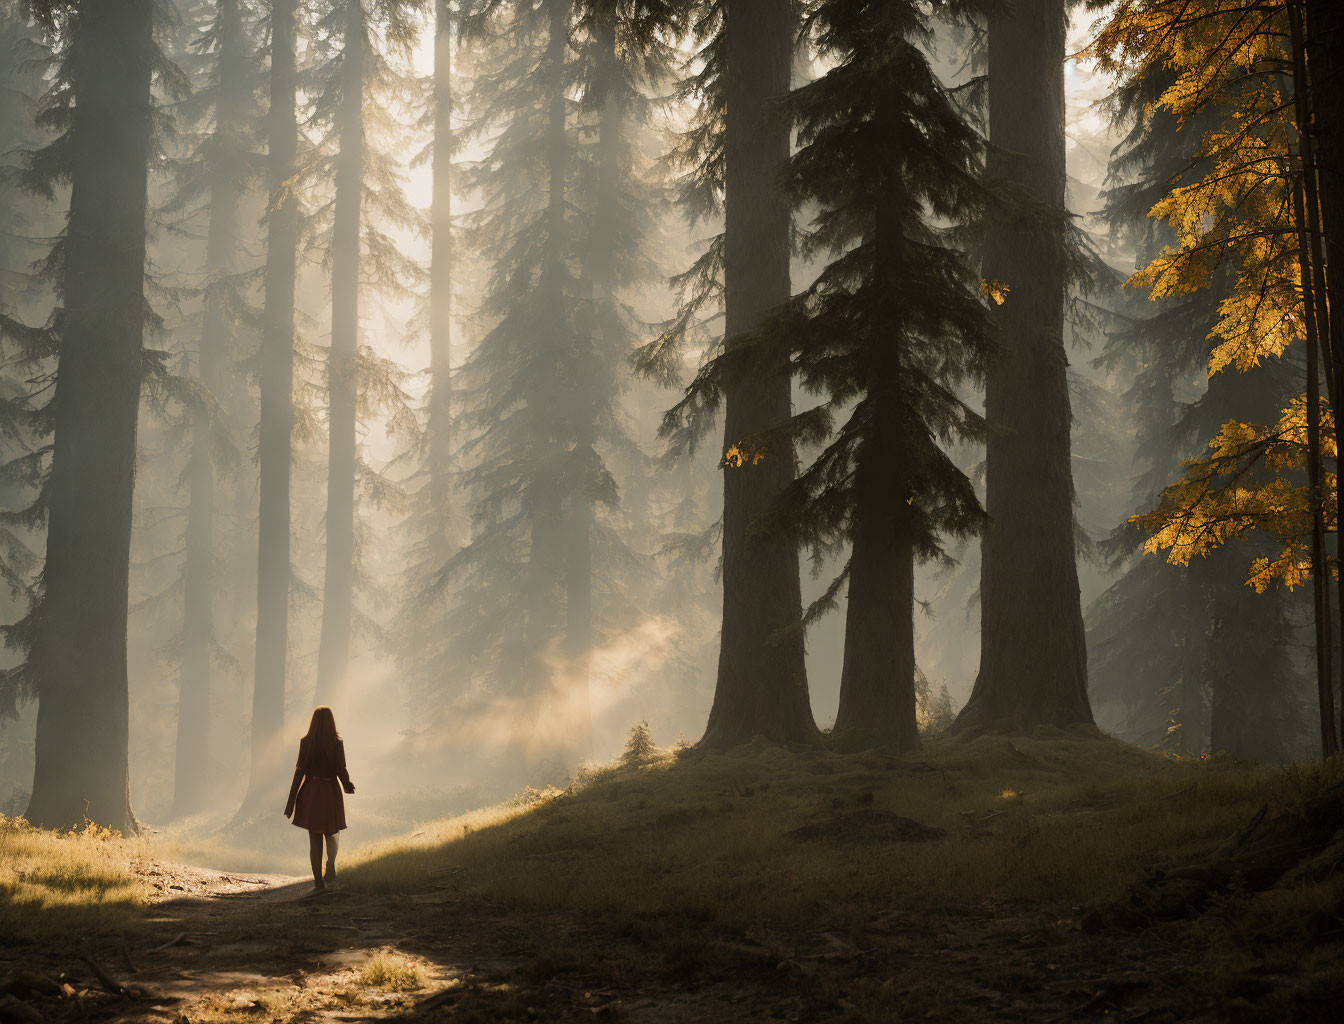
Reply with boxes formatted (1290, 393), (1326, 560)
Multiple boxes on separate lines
(284, 737), (354, 833)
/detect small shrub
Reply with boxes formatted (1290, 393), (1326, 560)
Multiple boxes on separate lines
(918, 681), (956, 736)
(622, 721), (658, 765)
(358, 950), (425, 991)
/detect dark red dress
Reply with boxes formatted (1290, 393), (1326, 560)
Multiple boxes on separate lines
(287, 736), (351, 834)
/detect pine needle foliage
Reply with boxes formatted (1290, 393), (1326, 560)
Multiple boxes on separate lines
(0, 4), (54, 719)
(763, 0), (993, 630)
(422, 0), (676, 768)
(305, 0), (425, 694)
(0, 1), (185, 716)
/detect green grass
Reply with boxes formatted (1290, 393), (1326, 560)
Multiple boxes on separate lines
(343, 727), (1286, 928)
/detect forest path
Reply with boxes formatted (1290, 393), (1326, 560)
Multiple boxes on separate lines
(5, 854), (1226, 1024)
(7, 858), (799, 1023)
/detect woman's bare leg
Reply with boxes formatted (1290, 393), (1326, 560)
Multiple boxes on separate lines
(324, 832), (339, 882)
(308, 831), (324, 888)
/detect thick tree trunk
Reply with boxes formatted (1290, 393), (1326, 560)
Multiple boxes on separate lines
(1290, 4), (1340, 758)
(834, 456), (917, 750)
(315, 0), (365, 708)
(24, 1), (153, 833)
(1306, 0), (1344, 748)
(833, 208), (919, 752)
(954, 0), (1093, 733)
(243, 0), (298, 814)
(427, 0), (454, 557)
(175, 0), (248, 819)
(701, 0), (816, 749)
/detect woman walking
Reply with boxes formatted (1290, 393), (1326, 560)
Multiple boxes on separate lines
(284, 706), (356, 893)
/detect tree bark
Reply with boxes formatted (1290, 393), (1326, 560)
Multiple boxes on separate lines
(516, 0), (571, 772)
(24, 0), (154, 832)
(427, 0), (454, 558)
(315, 0), (365, 708)
(558, 9), (626, 763)
(1305, 0), (1344, 749)
(1290, 3), (1340, 758)
(954, 0), (1094, 733)
(833, 209), (918, 752)
(175, 0), (248, 819)
(242, 0), (298, 815)
(701, 0), (816, 749)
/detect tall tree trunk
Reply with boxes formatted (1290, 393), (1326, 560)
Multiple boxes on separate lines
(24, 0), (154, 832)
(564, 485), (592, 758)
(1290, 4), (1340, 758)
(558, 9), (626, 763)
(427, 0), (453, 557)
(243, 0), (298, 814)
(833, 208), (919, 752)
(1305, 0), (1344, 748)
(175, 0), (248, 819)
(701, 0), (816, 749)
(517, 0), (570, 772)
(954, 0), (1093, 732)
(315, 0), (365, 708)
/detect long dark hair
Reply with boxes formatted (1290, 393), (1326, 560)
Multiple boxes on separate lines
(304, 705), (341, 765)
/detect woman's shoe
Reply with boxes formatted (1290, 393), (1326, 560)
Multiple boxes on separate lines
(324, 862), (336, 884)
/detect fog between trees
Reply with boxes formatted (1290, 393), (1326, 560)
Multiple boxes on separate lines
(0, 0), (1335, 841)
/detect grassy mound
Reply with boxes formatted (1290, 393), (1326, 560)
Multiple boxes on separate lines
(334, 730), (1344, 1020)
(343, 728), (1284, 923)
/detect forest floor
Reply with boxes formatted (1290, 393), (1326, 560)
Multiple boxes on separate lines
(3, 729), (1343, 1023)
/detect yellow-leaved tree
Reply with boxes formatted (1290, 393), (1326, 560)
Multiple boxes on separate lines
(1089, 0), (1341, 754)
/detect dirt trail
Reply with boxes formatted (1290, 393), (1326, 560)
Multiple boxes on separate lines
(0, 859), (1262, 1023)
(5, 861), (782, 1022)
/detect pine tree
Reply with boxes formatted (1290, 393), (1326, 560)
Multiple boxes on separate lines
(639, 0), (818, 748)
(395, 0), (458, 720)
(444, 0), (579, 772)
(243, 0), (300, 813)
(310, 0), (423, 709)
(0, 4), (54, 726)
(18, 0), (159, 831)
(427, 0), (454, 560)
(768, 0), (992, 752)
(430, 0), (668, 774)
(164, 0), (261, 817)
(954, 0), (1095, 733)
(567, 0), (679, 756)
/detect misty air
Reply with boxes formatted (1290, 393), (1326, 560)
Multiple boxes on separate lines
(0, 0), (1342, 1021)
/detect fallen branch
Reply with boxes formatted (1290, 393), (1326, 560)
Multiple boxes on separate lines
(147, 933), (188, 953)
(0, 970), (63, 999)
(82, 959), (125, 997)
